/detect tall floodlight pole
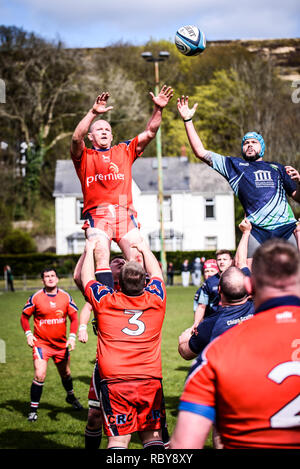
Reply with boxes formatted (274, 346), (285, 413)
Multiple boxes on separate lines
(141, 51), (169, 277)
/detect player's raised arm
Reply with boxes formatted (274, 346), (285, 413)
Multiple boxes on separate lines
(177, 95), (213, 166)
(81, 239), (97, 290)
(71, 92), (114, 160)
(234, 218), (252, 269)
(285, 165), (300, 203)
(137, 85), (173, 154)
(131, 239), (163, 280)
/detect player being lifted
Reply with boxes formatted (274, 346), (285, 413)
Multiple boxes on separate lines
(177, 96), (300, 265)
(71, 86), (173, 289)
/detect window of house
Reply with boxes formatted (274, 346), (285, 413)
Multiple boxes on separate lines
(76, 199), (84, 223)
(158, 196), (172, 222)
(205, 197), (215, 219)
(204, 236), (217, 250)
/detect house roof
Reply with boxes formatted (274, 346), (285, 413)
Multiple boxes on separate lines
(53, 157), (232, 197)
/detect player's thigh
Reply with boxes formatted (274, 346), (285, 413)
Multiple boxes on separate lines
(33, 358), (48, 382)
(86, 227), (111, 266)
(139, 429), (162, 445)
(118, 228), (144, 262)
(55, 350), (71, 378)
(107, 434), (131, 449)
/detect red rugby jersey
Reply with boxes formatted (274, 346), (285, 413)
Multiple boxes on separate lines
(21, 289), (78, 349)
(180, 297), (300, 449)
(84, 277), (166, 382)
(71, 137), (142, 215)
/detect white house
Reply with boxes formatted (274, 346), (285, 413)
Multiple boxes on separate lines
(53, 157), (236, 255)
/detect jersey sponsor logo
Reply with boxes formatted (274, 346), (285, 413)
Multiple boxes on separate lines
(107, 412), (133, 425)
(253, 169), (275, 187)
(145, 409), (164, 421)
(146, 279), (165, 301)
(275, 311), (296, 323)
(39, 317), (66, 326)
(226, 314), (253, 326)
(86, 171), (125, 187)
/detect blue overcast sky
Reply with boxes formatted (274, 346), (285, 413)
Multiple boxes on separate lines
(1, 0), (299, 48)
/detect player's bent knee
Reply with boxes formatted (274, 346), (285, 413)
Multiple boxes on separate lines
(87, 408), (103, 429)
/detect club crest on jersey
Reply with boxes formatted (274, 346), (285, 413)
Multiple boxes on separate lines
(146, 279), (165, 301)
(253, 170), (275, 188)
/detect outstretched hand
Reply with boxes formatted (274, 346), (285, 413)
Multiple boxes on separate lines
(177, 95), (198, 121)
(285, 165), (300, 183)
(92, 92), (114, 115)
(150, 85), (174, 109)
(239, 218), (252, 233)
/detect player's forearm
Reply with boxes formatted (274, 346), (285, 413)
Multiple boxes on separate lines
(194, 304), (206, 327)
(71, 109), (97, 156)
(141, 245), (163, 279)
(69, 312), (79, 336)
(184, 121), (212, 166)
(81, 246), (96, 290)
(79, 303), (93, 325)
(178, 342), (196, 360)
(235, 231), (251, 268)
(20, 313), (31, 334)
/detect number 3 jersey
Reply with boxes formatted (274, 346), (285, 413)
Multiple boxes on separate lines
(179, 296), (300, 449)
(84, 277), (166, 382)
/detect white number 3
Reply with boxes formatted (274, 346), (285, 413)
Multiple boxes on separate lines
(122, 310), (145, 336)
(268, 361), (300, 428)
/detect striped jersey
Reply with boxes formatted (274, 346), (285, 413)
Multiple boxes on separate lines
(211, 152), (297, 241)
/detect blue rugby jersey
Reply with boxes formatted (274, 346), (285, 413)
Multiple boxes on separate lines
(211, 152), (297, 242)
(210, 299), (255, 340)
(197, 267), (251, 317)
(197, 273), (221, 317)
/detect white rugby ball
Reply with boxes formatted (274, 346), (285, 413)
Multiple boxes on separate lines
(175, 25), (206, 56)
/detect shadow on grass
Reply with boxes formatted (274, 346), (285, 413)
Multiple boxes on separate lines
(2, 399), (88, 422)
(0, 428), (74, 449)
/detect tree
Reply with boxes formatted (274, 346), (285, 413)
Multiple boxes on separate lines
(0, 26), (84, 211)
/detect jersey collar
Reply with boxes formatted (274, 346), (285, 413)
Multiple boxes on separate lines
(255, 295), (300, 314)
(92, 146), (111, 152)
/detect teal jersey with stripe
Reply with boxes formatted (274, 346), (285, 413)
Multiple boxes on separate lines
(210, 152), (297, 231)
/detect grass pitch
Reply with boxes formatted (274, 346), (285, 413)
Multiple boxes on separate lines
(0, 286), (212, 449)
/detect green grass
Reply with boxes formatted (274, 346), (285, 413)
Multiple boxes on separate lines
(0, 286), (212, 449)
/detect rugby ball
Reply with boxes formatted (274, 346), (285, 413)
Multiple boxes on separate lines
(175, 25), (206, 56)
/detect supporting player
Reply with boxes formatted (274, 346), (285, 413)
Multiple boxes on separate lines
(193, 250), (233, 330)
(71, 86), (173, 288)
(177, 96), (300, 265)
(20, 268), (82, 422)
(78, 256), (126, 449)
(171, 239), (300, 449)
(80, 238), (167, 450)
